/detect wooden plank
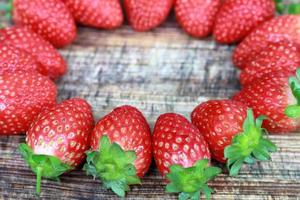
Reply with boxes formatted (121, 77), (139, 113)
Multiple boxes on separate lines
(1, 0), (300, 199)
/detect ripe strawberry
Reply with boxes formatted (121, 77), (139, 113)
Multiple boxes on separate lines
(213, 0), (275, 44)
(0, 43), (43, 75)
(124, 0), (173, 31)
(84, 105), (152, 197)
(240, 40), (300, 86)
(12, 0), (77, 48)
(19, 98), (94, 195)
(0, 71), (57, 135)
(175, 0), (222, 38)
(0, 26), (67, 79)
(62, 0), (124, 29)
(191, 100), (277, 176)
(153, 113), (221, 199)
(233, 15), (300, 69)
(233, 70), (300, 133)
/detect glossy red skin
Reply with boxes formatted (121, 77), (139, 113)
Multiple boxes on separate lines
(240, 40), (300, 86)
(90, 105), (152, 177)
(62, 0), (123, 29)
(233, 73), (299, 133)
(124, 0), (173, 31)
(153, 113), (211, 177)
(191, 100), (247, 163)
(13, 0), (76, 48)
(214, 0), (275, 44)
(0, 71), (57, 135)
(0, 44), (43, 75)
(175, 0), (222, 38)
(26, 98), (94, 167)
(233, 15), (300, 69)
(0, 26), (67, 79)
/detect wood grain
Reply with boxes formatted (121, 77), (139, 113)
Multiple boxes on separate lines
(1, 0), (300, 199)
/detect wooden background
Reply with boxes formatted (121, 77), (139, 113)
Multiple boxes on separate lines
(1, 1), (300, 199)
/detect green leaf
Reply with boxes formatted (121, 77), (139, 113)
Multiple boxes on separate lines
(225, 109), (277, 177)
(83, 136), (140, 197)
(288, 3), (300, 14)
(286, 69), (300, 118)
(18, 144), (72, 195)
(166, 159), (221, 200)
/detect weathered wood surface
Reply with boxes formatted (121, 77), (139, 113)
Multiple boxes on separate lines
(1, 1), (300, 199)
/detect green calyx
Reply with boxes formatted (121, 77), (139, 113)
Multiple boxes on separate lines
(275, 0), (300, 14)
(18, 143), (73, 195)
(166, 159), (221, 200)
(224, 109), (277, 177)
(83, 135), (141, 197)
(0, 0), (13, 19)
(285, 68), (300, 118)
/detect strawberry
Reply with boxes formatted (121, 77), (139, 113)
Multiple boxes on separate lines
(191, 100), (277, 176)
(19, 98), (94, 195)
(240, 40), (300, 86)
(153, 113), (221, 199)
(124, 0), (173, 31)
(12, 0), (77, 48)
(233, 15), (300, 69)
(62, 0), (123, 29)
(0, 26), (67, 79)
(213, 0), (275, 44)
(175, 0), (222, 38)
(84, 105), (152, 197)
(0, 71), (57, 135)
(233, 70), (300, 133)
(0, 43), (43, 75)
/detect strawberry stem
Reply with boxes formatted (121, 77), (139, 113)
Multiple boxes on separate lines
(225, 109), (277, 176)
(165, 159), (221, 200)
(286, 68), (300, 118)
(18, 144), (73, 195)
(83, 136), (141, 197)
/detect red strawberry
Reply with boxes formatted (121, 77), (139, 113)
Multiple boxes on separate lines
(0, 26), (67, 79)
(19, 98), (94, 195)
(240, 40), (300, 86)
(233, 71), (300, 133)
(191, 100), (277, 176)
(12, 0), (77, 48)
(153, 113), (221, 199)
(175, 0), (222, 38)
(84, 105), (152, 197)
(213, 0), (275, 44)
(233, 15), (300, 69)
(62, 0), (124, 29)
(0, 71), (57, 135)
(124, 0), (173, 31)
(0, 43), (43, 75)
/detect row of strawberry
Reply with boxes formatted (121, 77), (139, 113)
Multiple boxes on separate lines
(0, 0), (300, 199)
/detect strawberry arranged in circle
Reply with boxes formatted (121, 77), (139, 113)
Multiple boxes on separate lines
(233, 15), (300, 69)
(240, 40), (300, 86)
(175, 0), (222, 38)
(191, 100), (277, 176)
(0, 71), (57, 135)
(84, 105), (152, 197)
(214, 0), (275, 44)
(12, 0), (77, 47)
(0, 26), (67, 79)
(62, 0), (124, 29)
(233, 71), (300, 133)
(19, 98), (94, 195)
(124, 0), (174, 31)
(153, 113), (221, 199)
(0, 43), (43, 75)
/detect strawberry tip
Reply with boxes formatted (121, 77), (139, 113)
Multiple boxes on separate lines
(18, 143), (73, 195)
(165, 159), (221, 200)
(224, 109), (277, 176)
(83, 135), (141, 197)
